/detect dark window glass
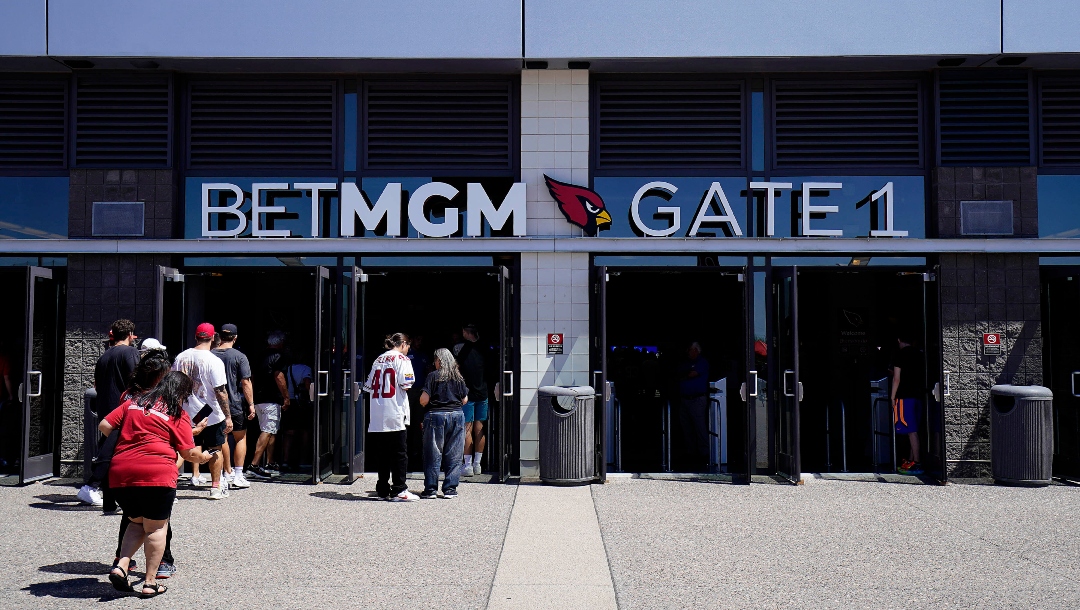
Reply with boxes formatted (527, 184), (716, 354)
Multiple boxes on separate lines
(0, 177), (68, 239)
(1038, 175), (1080, 238)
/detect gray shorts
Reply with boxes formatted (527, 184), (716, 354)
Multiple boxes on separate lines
(255, 403), (282, 435)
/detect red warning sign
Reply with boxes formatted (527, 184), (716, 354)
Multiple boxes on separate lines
(983, 333), (1002, 355)
(547, 333), (564, 355)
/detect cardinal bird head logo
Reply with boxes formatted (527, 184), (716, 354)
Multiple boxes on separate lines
(544, 175), (612, 236)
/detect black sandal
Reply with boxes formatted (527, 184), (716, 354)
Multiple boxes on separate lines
(139, 582), (168, 599)
(108, 566), (134, 593)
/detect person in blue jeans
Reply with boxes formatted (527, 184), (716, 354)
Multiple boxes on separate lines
(419, 348), (469, 499)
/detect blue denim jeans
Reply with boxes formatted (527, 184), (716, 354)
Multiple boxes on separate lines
(423, 409), (466, 493)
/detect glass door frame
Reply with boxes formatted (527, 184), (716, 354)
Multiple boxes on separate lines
(769, 264), (802, 485)
(21, 266), (61, 484)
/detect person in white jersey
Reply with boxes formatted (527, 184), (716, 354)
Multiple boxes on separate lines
(364, 332), (418, 502)
(172, 323), (232, 500)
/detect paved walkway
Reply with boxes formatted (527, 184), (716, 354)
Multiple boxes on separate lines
(3, 475), (1080, 608)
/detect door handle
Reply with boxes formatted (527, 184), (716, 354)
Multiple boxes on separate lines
(783, 370), (796, 397)
(748, 370), (758, 397)
(502, 371), (514, 398)
(342, 370), (351, 398)
(317, 370), (330, 397)
(593, 370), (602, 397)
(28, 371), (43, 398)
(797, 381), (804, 403)
(1072, 371), (1080, 398)
(943, 370), (951, 397)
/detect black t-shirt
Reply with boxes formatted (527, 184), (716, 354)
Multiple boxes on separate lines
(421, 371), (469, 412)
(255, 350), (289, 404)
(453, 340), (489, 402)
(892, 345), (926, 399)
(212, 347), (252, 411)
(94, 344), (139, 419)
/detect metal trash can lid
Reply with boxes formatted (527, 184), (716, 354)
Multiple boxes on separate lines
(538, 385), (594, 397)
(990, 384), (1053, 399)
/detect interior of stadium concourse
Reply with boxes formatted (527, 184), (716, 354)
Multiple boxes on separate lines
(176, 266), (502, 479)
(601, 266), (931, 476)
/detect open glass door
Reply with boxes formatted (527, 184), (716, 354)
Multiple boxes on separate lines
(347, 266), (366, 481)
(923, 268), (947, 484)
(771, 266), (802, 484)
(21, 267), (60, 483)
(738, 260), (755, 485)
(593, 265), (609, 481)
(313, 266), (334, 483)
(1046, 273), (1080, 480)
(494, 265), (513, 482)
(154, 266), (185, 351)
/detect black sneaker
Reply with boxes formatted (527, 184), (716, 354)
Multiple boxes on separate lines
(246, 465), (270, 480)
(419, 489), (439, 500)
(264, 463), (282, 475)
(442, 489), (458, 499)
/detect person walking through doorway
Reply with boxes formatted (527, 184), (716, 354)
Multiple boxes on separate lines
(454, 324), (489, 477)
(212, 324), (254, 489)
(364, 333), (418, 501)
(677, 341), (711, 471)
(247, 331), (289, 479)
(173, 323), (232, 499)
(418, 348), (469, 499)
(891, 330), (926, 476)
(79, 319), (139, 507)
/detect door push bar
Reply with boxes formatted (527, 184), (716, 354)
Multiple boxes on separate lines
(783, 370), (804, 402)
(28, 371), (43, 398)
(317, 370), (330, 397)
(502, 371), (514, 398)
(739, 370), (759, 402)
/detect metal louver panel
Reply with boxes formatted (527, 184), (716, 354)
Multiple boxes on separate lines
(0, 80), (66, 170)
(364, 81), (513, 172)
(189, 81), (336, 169)
(938, 72), (1032, 166)
(76, 76), (171, 167)
(773, 81), (922, 169)
(596, 81), (744, 171)
(1040, 77), (1080, 167)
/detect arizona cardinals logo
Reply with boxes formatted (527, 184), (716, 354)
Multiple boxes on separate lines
(544, 175), (612, 236)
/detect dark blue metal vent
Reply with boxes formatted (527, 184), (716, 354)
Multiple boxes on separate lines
(1040, 77), (1080, 167)
(363, 81), (514, 172)
(772, 80), (922, 169)
(188, 81), (336, 169)
(938, 72), (1032, 166)
(595, 80), (744, 172)
(0, 79), (67, 170)
(76, 76), (171, 167)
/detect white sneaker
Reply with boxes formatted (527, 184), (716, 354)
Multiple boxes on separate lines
(220, 479), (230, 497)
(461, 464), (474, 477)
(76, 485), (103, 506)
(230, 473), (251, 488)
(473, 462), (482, 476)
(390, 490), (419, 502)
(190, 475), (209, 488)
(209, 487), (223, 500)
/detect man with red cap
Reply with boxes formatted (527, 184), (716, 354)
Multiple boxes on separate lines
(173, 323), (232, 499)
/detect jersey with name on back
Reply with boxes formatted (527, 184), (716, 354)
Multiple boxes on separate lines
(364, 349), (416, 432)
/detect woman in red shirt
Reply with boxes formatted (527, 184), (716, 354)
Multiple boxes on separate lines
(100, 371), (213, 598)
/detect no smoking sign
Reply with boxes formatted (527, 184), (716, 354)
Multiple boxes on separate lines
(547, 333), (564, 356)
(983, 333), (1002, 356)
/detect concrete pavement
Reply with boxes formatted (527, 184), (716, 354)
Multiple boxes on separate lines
(3, 475), (1080, 608)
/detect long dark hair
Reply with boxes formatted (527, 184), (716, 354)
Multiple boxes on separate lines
(384, 332), (410, 350)
(128, 351), (171, 397)
(136, 371), (194, 419)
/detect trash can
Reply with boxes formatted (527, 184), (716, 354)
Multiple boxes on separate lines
(538, 386), (595, 485)
(990, 384), (1053, 486)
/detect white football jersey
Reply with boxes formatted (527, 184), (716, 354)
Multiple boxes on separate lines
(364, 349), (416, 432)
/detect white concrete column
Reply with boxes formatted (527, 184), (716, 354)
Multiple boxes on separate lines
(519, 69), (591, 477)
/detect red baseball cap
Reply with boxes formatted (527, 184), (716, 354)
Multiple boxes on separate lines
(196, 322), (215, 340)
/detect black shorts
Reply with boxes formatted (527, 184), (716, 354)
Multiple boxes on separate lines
(112, 486), (176, 521)
(195, 421), (226, 448)
(230, 408), (249, 431)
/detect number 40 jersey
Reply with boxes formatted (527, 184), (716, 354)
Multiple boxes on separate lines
(364, 349), (416, 433)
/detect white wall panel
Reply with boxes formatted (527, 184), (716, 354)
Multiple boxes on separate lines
(0, 1), (46, 56)
(48, 0), (521, 58)
(1004, 0), (1080, 53)
(526, 0), (1001, 58)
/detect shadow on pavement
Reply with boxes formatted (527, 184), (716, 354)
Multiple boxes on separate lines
(29, 494), (100, 512)
(39, 561), (112, 575)
(23, 577), (127, 601)
(310, 491), (383, 502)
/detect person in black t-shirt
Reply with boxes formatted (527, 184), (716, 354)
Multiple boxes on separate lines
(247, 331), (290, 479)
(418, 348), (469, 499)
(454, 323), (489, 477)
(79, 319), (139, 506)
(890, 329), (926, 475)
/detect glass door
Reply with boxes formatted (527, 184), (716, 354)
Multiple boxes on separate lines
(347, 266), (366, 481)
(494, 265), (514, 482)
(593, 265), (609, 481)
(1046, 273), (1080, 480)
(154, 266), (185, 351)
(923, 268), (947, 484)
(21, 267), (60, 483)
(313, 266), (334, 482)
(771, 266), (802, 484)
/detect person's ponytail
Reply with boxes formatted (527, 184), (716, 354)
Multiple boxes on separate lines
(384, 332), (410, 350)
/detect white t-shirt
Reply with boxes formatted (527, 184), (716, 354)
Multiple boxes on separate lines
(173, 347), (229, 426)
(364, 349), (415, 432)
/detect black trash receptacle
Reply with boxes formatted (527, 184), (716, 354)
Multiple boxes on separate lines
(538, 386), (595, 485)
(990, 384), (1053, 486)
